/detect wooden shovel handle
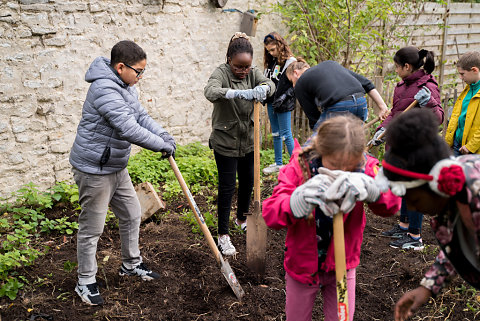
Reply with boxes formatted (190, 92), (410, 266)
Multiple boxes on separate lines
(254, 101), (261, 201)
(168, 156), (221, 263)
(367, 100), (417, 151)
(333, 212), (349, 321)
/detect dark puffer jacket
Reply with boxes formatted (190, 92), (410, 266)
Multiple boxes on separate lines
(69, 57), (172, 174)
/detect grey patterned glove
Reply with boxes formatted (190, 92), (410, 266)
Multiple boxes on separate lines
(367, 127), (386, 147)
(290, 173), (340, 219)
(252, 84), (270, 102)
(325, 172), (381, 213)
(414, 86), (431, 107)
(225, 89), (254, 100)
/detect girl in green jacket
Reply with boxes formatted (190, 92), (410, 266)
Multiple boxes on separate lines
(204, 32), (275, 256)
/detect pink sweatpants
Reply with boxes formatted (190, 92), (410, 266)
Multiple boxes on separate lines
(285, 269), (356, 321)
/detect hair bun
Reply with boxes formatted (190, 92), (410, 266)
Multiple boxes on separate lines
(231, 32), (250, 41)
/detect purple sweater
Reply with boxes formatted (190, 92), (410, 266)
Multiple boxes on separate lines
(381, 69), (444, 129)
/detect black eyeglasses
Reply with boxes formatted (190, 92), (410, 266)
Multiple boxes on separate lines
(230, 64), (252, 72)
(124, 63), (145, 78)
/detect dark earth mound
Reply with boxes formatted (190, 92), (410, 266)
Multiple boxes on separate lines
(1, 178), (477, 320)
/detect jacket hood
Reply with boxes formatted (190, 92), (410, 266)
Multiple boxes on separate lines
(85, 57), (126, 87)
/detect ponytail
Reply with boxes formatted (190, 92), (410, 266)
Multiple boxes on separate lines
(394, 46), (436, 74)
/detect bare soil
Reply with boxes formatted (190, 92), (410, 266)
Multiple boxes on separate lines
(0, 178), (477, 321)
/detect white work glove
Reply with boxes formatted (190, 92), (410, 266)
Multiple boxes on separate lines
(225, 89), (254, 100)
(252, 84), (270, 102)
(414, 86), (431, 107)
(290, 171), (342, 219)
(325, 172), (381, 213)
(367, 127), (386, 147)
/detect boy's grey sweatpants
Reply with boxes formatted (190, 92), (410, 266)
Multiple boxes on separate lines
(73, 167), (142, 285)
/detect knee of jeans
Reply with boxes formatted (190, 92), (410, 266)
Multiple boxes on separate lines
(272, 132), (280, 137)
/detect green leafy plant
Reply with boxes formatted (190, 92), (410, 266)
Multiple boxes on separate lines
(63, 260), (77, 273)
(128, 143), (218, 201)
(272, 0), (425, 73)
(0, 182), (80, 300)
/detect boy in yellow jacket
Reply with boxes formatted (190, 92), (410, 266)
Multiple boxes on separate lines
(445, 51), (480, 155)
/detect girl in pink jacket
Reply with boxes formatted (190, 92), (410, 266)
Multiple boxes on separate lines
(262, 115), (401, 321)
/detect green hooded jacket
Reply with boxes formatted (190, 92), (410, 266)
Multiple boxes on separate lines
(204, 63), (275, 157)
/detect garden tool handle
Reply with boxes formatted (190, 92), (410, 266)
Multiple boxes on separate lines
(333, 211), (349, 321)
(168, 156), (221, 263)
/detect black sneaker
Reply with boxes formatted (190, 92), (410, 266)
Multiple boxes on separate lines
(381, 224), (408, 238)
(389, 234), (424, 251)
(119, 262), (160, 281)
(75, 282), (104, 306)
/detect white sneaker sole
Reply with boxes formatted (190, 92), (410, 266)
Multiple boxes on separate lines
(75, 287), (102, 306)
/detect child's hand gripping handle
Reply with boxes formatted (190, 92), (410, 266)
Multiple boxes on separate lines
(367, 100), (417, 151)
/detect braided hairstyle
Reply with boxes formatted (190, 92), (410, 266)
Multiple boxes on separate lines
(383, 109), (451, 181)
(394, 46), (436, 74)
(263, 32), (294, 69)
(226, 32), (253, 63)
(298, 114), (366, 181)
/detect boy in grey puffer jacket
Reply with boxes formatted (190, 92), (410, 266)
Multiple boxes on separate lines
(69, 40), (175, 306)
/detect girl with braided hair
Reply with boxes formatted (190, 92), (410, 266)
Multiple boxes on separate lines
(374, 46), (444, 250)
(204, 33), (275, 256)
(262, 114), (401, 321)
(377, 109), (480, 320)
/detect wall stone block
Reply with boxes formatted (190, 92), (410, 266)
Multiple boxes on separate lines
(44, 34), (67, 47)
(50, 141), (71, 154)
(8, 153), (24, 165)
(55, 3), (88, 12)
(53, 157), (70, 171)
(20, 4), (54, 12)
(20, 0), (49, 4)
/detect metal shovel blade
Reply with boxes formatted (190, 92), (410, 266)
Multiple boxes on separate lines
(219, 255), (245, 300)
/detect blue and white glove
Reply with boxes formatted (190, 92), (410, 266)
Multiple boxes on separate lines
(225, 89), (254, 100)
(367, 127), (386, 147)
(414, 86), (431, 107)
(325, 172), (381, 213)
(290, 172), (341, 219)
(252, 84), (270, 102)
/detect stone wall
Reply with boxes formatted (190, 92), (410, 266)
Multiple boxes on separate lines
(0, 0), (284, 198)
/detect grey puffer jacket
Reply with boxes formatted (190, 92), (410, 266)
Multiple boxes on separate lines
(69, 57), (173, 174)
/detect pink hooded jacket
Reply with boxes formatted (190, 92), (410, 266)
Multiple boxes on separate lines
(262, 140), (401, 285)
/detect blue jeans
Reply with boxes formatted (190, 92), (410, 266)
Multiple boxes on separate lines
(267, 103), (294, 165)
(400, 198), (423, 235)
(313, 96), (368, 132)
(452, 139), (461, 156)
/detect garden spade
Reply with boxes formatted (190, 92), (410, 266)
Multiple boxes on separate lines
(333, 211), (348, 321)
(246, 101), (267, 279)
(168, 156), (245, 300)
